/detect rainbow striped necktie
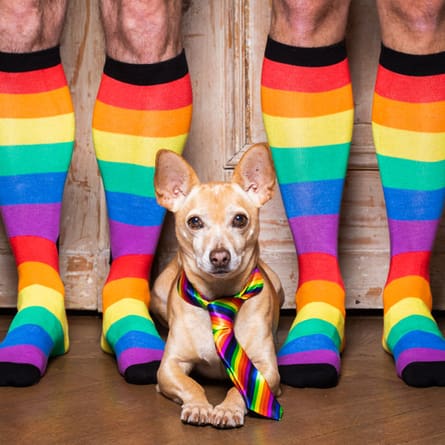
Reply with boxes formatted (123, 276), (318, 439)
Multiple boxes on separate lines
(177, 267), (283, 420)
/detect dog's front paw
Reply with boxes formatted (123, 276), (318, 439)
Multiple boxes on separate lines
(181, 402), (213, 426)
(211, 404), (245, 429)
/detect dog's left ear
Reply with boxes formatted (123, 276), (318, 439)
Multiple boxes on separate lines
(154, 149), (200, 212)
(232, 143), (276, 207)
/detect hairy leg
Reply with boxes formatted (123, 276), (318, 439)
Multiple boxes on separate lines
(94, 0), (191, 384)
(263, 0), (352, 387)
(374, 0), (445, 386)
(0, 0), (72, 386)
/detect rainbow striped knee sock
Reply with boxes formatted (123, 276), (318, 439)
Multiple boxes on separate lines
(93, 51), (192, 384)
(0, 48), (74, 386)
(262, 37), (353, 387)
(373, 45), (445, 386)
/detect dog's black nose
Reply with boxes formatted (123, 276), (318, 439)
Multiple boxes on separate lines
(209, 248), (231, 268)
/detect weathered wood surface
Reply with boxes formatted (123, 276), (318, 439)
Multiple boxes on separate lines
(1, 0), (444, 310)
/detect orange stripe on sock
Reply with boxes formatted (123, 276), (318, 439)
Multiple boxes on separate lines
(93, 100), (192, 137)
(372, 93), (445, 132)
(0, 86), (73, 118)
(17, 261), (64, 294)
(261, 84), (353, 118)
(383, 275), (432, 312)
(386, 251), (430, 284)
(106, 254), (153, 283)
(10, 236), (59, 271)
(297, 253), (344, 287)
(296, 280), (345, 314)
(102, 277), (149, 311)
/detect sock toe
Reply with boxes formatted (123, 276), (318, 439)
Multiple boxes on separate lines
(0, 363), (41, 387)
(124, 361), (160, 385)
(279, 363), (339, 388)
(401, 361), (445, 387)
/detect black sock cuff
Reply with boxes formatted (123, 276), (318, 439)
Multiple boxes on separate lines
(0, 46), (61, 72)
(379, 43), (445, 76)
(103, 49), (189, 85)
(265, 36), (347, 67)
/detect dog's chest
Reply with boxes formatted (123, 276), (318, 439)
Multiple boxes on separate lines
(182, 303), (255, 379)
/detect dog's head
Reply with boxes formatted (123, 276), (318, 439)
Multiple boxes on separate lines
(154, 143), (276, 280)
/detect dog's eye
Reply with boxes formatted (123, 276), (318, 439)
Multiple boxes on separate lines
(187, 216), (204, 230)
(232, 214), (248, 228)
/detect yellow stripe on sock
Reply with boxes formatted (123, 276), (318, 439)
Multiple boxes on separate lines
(383, 297), (434, 351)
(262, 109), (353, 148)
(93, 129), (187, 166)
(292, 301), (345, 334)
(0, 113), (75, 145)
(373, 122), (445, 161)
(17, 284), (69, 351)
(102, 298), (151, 336)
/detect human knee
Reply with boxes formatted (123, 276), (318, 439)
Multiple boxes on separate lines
(0, 0), (67, 52)
(119, 0), (172, 38)
(377, 0), (445, 52)
(384, 0), (445, 34)
(101, 0), (183, 62)
(274, 0), (344, 30)
(0, 1), (42, 51)
(271, 0), (350, 46)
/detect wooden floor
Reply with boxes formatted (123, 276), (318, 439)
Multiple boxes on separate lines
(1, 313), (445, 445)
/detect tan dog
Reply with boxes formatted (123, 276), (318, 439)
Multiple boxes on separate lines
(151, 143), (283, 428)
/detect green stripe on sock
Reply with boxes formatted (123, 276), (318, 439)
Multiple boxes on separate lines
(0, 142), (74, 176)
(271, 143), (350, 184)
(386, 314), (443, 351)
(97, 160), (155, 198)
(287, 318), (342, 349)
(105, 314), (159, 346)
(377, 154), (445, 191)
(9, 306), (65, 355)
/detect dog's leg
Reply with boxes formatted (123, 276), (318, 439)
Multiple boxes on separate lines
(157, 358), (213, 426)
(212, 387), (246, 428)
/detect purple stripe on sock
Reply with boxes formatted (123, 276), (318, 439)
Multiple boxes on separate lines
(388, 219), (439, 256)
(288, 214), (339, 255)
(0, 345), (48, 374)
(278, 349), (340, 373)
(396, 348), (445, 376)
(109, 220), (162, 258)
(117, 347), (164, 374)
(0, 203), (61, 240)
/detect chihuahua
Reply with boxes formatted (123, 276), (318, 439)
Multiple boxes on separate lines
(151, 143), (283, 428)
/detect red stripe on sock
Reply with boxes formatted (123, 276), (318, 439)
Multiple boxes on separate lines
(9, 236), (59, 270)
(0, 65), (67, 94)
(375, 65), (445, 103)
(297, 253), (344, 287)
(106, 254), (154, 283)
(386, 251), (430, 284)
(96, 73), (192, 110)
(261, 57), (350, 93)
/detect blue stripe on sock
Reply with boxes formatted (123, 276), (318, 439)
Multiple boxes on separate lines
(105, 191), (165, 226)
(277, 334), (338, 357)
(0, 172), (67, 205)
(0, 324), (53, 355)
(392, 330), (445, 360)
(279, 179), (344, 218)
(114, 331), (165, 357)
(383, 187), (445, 221)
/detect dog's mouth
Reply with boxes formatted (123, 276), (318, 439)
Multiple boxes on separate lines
(209, 267), (231, 276)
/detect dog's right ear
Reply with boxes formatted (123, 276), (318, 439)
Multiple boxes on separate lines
(154, 149), (200, 213)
